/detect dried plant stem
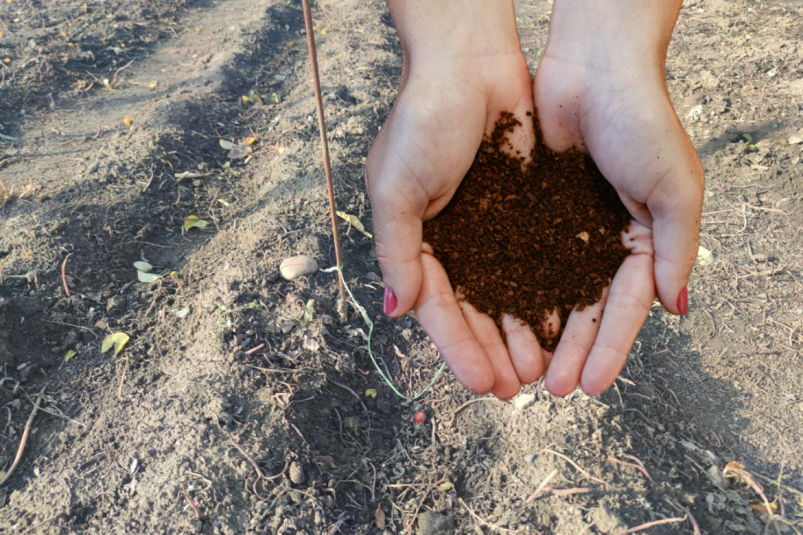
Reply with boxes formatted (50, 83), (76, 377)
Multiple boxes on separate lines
(0, 386), (45, 487)
(300, 0), (346, 314)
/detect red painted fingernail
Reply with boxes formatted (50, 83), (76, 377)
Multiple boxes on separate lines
(677, 287), (688, 315)
(383, 286), (397, 316)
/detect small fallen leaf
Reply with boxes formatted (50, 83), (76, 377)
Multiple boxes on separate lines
(123, 117), (132, 126)
(219, 139), (234, 150)
(438, 480), (455, 492)
(227, 144), (250, 160)
(133, 261), (153, 272)
(336, 211), (373, 238)
(241, 136), (257, 146)
(749, 501), (778, 515)
(175, 307), (190, 319)
(174, 171), (206, 180)
(321, 28), (329, 35)
(101, 332), (129, 358)
(302, 299), (315, 323)
(374, 507), (385, 529)
(365, 388), (377, 398)
(65, 349), (76, 363)
(183, 215), (208, 232)
(697, 245), (714, 266)
(137, 270), (162, 283)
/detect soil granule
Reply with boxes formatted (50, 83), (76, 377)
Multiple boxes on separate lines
(423, 112), (632, 351)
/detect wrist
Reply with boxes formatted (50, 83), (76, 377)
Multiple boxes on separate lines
(388, 0), (522, 65)
(544, 0), (682, 74)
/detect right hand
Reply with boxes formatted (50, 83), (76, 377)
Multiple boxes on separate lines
(366, 0), (540, 398)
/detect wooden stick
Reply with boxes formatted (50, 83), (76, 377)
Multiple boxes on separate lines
(61, 253), (71, 297)
(0, 386), (45, 487)
(300, 0), (346, 312)
(616, 516), (686, 535)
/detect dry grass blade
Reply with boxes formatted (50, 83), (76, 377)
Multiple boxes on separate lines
(543, 448), (607, 486)
(526, 469), (558, 503)
(0, 386), (46, 487)
(616, 516), (687, 535)
(723, 462), (783, 535)
(61, 253), (71, 297)
(449, 396), (499, 426)
(459, 497), (520, 534)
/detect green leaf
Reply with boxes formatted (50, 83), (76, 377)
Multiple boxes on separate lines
(65, 349), (77, 363)
(183, 215), (208, 232)
(101, 332), (129, 358)
(743, 133), (754, 144)
(133, 261), (153, 272)
(137, 270), (162, 283)
(219, 139), (234, 150)
(365, 388), (377, 398)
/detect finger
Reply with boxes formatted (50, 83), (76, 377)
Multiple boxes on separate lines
(544, 287), (609, 397)
(414, 253), (495, 394)
(646, 122), (704, 315)
(459, 299), (521, 399)
(368, 172), (428, 318)
(502, 315), (544, 385)
(580, 253), (655, 396)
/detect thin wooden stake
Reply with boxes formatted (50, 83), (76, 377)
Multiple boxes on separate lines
(300, 0), (346, 316)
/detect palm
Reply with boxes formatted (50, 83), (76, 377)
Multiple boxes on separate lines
(367, 52), (541, 398)
(532, 54), (703, 395)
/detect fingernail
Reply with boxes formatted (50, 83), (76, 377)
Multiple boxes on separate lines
(383, 286), (397, 316)
(677, 287), (688, 315)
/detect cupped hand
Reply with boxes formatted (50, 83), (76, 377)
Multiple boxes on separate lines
(366, 46), (546, 398)
(534, 0), (705, 396)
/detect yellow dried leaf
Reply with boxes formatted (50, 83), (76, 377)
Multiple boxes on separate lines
(101, 332), (129, 358)
(374, 507), (385, 529)
(65, 349), (76, 363)
(183, 215), (208, 232)
(750, 501), (778, 515)
(241, 137), (257, 146)
(336, 211), (372, 239)
(123, 117), (132, 126)
(697, 246), (714, 266)
(365, 388), (377, 398)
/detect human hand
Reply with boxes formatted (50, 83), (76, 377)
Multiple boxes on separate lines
(366, 0), (543, 398)
(534, 0), (704, 396)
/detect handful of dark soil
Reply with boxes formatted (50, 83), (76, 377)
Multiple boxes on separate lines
(423, 112), (631, 351)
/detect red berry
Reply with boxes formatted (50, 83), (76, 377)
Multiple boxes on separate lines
(414, 411), (426, 424)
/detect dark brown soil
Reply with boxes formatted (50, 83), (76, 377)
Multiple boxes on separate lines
(424, 112), (631, 350)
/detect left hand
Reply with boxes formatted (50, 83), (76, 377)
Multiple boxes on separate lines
(533, 0), (704, 396)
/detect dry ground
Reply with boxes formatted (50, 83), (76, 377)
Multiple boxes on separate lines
(0, 0), (802, 533)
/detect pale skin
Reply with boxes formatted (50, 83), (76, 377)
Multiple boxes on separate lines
(366, 0), (704, 399)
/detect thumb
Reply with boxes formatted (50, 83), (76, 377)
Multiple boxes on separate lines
(647, 133), (704, 315)
(367, 157), (429, 317)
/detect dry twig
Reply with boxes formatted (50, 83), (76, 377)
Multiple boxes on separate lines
(542, 448), (607, 486)
(459, 497), (520, 534)
(0, 386), (45, 487)
(616, 516), (687, 534)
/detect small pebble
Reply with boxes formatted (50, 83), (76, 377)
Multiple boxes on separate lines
(788, 135), (803, 145)
(289, 461), (305, 484)
(513, 393), (535, 410)
(279, 255), (318, 280)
